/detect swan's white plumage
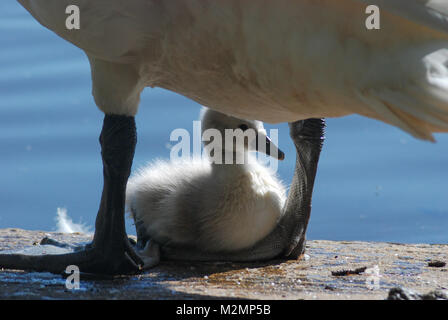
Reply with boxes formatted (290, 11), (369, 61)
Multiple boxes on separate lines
(18, 0), (448, 140)
(18, 0), (159, 63)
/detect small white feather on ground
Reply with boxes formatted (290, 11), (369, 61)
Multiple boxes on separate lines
(55, 208), (92, 234)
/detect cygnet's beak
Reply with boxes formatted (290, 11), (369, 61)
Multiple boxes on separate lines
(255, 132), (285, 160)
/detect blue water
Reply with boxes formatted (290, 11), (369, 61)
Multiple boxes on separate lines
(1, 2), (447, 243)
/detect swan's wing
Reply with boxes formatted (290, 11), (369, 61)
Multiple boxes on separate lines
(17, 0), (159, 63)
(356, 0), (448, 34)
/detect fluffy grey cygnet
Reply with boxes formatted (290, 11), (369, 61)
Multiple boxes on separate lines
(126, 108), (286, 268)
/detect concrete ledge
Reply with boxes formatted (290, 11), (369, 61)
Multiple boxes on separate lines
(0, 228), (446, 299)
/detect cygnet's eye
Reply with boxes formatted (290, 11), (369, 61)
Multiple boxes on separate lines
(239, 124), (249, 131)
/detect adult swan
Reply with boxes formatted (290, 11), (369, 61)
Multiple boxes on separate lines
(1, 0), (448, 274)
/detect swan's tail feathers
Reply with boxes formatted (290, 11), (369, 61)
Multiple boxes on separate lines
(358, 50), (448, 142)
(359, 88), (448, 142)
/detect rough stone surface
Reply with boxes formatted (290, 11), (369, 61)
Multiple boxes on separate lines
(0, 228), (447, 300)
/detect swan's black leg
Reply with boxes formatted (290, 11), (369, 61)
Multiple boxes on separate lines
(0, 114), (143, 275)
(283, 118), (325, 259)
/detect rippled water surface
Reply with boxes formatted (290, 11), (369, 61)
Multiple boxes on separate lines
(1, 2), (447, 243)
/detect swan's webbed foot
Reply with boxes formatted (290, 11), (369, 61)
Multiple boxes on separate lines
(0, 238), (142, 275)
(39, 237), (82, 250)
(28, 236), (143, 275)
(39, 235), (137, 251)
(0, 115), (144, 275)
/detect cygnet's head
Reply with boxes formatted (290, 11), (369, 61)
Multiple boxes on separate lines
(199, 107), (285, 162)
